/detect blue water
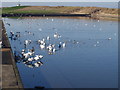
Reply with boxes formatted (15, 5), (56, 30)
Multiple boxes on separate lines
(3, 17), (118, 88)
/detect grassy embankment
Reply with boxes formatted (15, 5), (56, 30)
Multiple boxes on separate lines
(2, 6), (75, 14)
(2, 6), (119, 20)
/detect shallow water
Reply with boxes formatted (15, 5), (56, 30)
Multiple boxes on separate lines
(3, 17), (118, 88)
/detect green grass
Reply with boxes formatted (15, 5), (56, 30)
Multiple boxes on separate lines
(2, 6), (30, 14)
(12, 10), (61, 14)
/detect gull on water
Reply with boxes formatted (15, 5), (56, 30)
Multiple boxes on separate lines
(108, 37), (112, 40)
(34, 55), (43, 61)
(62, 42), (66, 48)
(34, 61), (43, 67)
(54, 32), (61, 38)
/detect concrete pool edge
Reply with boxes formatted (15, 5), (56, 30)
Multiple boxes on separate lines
(1, 20), (23, 89)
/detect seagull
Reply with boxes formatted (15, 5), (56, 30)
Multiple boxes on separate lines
(34, 61), (43, 67)
(25, 40), (29, 45)
(27, 51), (34, 56)
(21, 49), (25, 54)
(40, 44), (45, 49)
(28, 57), (34, 62)
(47, 44), (53, 51)
(23, 53), (29, 59)
(108, 37), (112, 40)
(46, 36), (50, 40)
(39, 55), (43, 59)
(54, 32), (61, 38)
(62, 42), (66, 48)
(96, 41), (99, 44)
(0, 41), (2, 48)
(53, 48), (56, 53)
(34, 55), (40, 61)
(34, 55), (43, 61)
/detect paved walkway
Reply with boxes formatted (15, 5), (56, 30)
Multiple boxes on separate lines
(0, 20), (23, 89)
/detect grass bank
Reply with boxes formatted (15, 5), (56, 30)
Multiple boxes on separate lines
(2, 6), (119, 20)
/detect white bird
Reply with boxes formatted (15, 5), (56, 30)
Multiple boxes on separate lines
(34, 62), (39, 67)
(54, 32), (61, 38)
(40, 40), (45, 45)
(25, 40), (28, 44)
(28, 51), (34, 56)
(47, 36), (50, 40)
(62, 42), (66, 48)
(28, 57), (34, 61)
(52, 44), (55, 48)
(60, 42), (62, 44)
(96, 41), (99, 44)
(0, 41), (2, 48)
(53, 48), (56, 52)
(42, 38), (45, 42)
(34, 55), (43, 61)
(26, 40), (32, 44)
(38, 28), (42, 31)
(34, 55), (40, 61)
(37, 61), (43, 65)
(23, 53), (29, 58)
(54, 34), (57, 38)
(37, 40), (42, 44)
(34, 61), (43, 67)
(47, 44), (53, 51)
(108, 37), (112, 40)
(39, 55), (43, 59)
(49, 47), (52, 51)
(21, 49), (25, 54)
(40, 44), (45, 49)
